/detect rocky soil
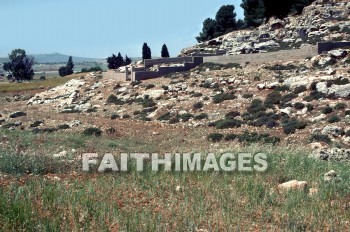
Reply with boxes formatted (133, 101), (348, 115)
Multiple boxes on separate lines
(1, 48), (350, 163)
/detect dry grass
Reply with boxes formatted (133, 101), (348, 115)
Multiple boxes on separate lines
(0, 74), (81, 93)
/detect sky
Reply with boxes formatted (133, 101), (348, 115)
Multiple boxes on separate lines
(0, 0), (243, 58)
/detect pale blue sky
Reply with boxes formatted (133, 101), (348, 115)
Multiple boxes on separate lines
(0, 0), (243, 58)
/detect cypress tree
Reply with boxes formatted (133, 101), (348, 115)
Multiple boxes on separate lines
(161, 44), (170, 58)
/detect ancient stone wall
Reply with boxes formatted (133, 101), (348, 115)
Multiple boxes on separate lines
(317, 42), (350, 54)
(203, 45), (317, 65)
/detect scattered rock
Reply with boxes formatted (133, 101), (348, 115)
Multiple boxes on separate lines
(328, 84), (350, 98)
(324, 170), (342, 182)
(278, 180), (308, 192)
(53, 151), (67, 159)
(322, 125), (344, 137)
(328, 49), (348, 59)
(308, 188), (318, 197)
(312, 148), (350, 163)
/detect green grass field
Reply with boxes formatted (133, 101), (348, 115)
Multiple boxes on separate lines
(0, 129), (349, 231)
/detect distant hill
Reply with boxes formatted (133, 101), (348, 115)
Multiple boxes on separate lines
(30, 53), (103, 64)
(0, 53), (103, 64)
(0, 53), (142, 64)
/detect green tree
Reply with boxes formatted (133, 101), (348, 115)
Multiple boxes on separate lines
(58, 67), (67, 77)
(161, 44), (170, 58)
(215, 5), (237, 35)
(125, 55), (132, 65)
(262, 0), (315, 19)
(142, 43), (151, 60)
(107, 53), (125, 69)
(196, 5), (238, 42)
(3, 49), (34, 81)
(196, 18), (218, 42)
(241, 0), (265, 27)
(59, 56), (74, 77)
(66, 56), (74, 75)
(290, 0), (315, 14)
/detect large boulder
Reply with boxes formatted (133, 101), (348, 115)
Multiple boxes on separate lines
(328, 49), (348, 59)
(328, 84), (350, 98)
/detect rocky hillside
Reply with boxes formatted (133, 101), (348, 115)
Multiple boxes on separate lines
(181, 0), (350, 56)
(1, 46), (350, 163)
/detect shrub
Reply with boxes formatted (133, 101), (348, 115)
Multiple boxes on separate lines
(294, 102), (305, 110)
(281, 93), (297, 104)
(32, 128), (57, 134)
(40, 76), (46, 81)
(29, 120), (43, 128)
(309, 134), (331, 144)
(193, 102), (204, 110)
(194, 113), (208, 121)
(322, 106), (333, 114)
(334, 103), (347, 110)
(133, 110), (141, 116)
(122, 114), (131, 119)
(83, 127), (102, 137)
(247, 99), (266, 114)
(111, 114), (119, 120)
(201, 82), (212, 89)
(293, 85), (307, 94)
(207, 133), (224, 142)
(273, 85), (290, 92)
(264, 92), (282, 107)
(224, 63), (242, 69)
(2, 123), (16, 129)
(161, 85), (169, 90)
(304, 91), (326, 102)
(169, 117), (180, 124)
(212, 93), (236, 104)
(345, 110), (350, 116)
(242, 93), (253, 99)
(178, 113), (194, 122)
(224, 134), (238, 141)
(158, 112), (171, 121)
(225, 111), (240, 119)
(192, 92), (203, 97)
(215, 119), (243, 129)
(145, 84), (155, 90)
(106, 95), (125, 105)
(265, 64), (297, 71)
(345, 130), (350, 137)
(57, 124), (70, 130)
(282, 118), (307, 134)
(140, 98), (157, 108)
(306, 104), (314, 112)
(142, 106), (158, 113)
(238, 132), (280, 144)
(266, 120), (279, 128)
(9, 111), (27, 118)
(328, 115), (340, 123)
